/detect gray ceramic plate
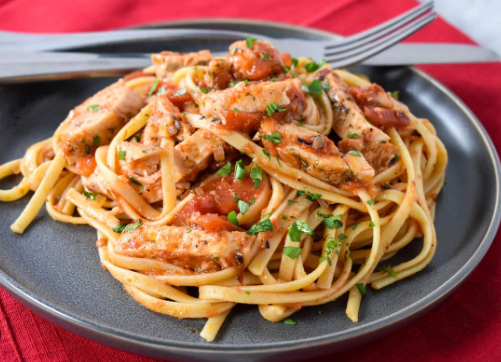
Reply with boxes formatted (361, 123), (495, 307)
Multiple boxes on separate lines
(0, 20), (500, 362)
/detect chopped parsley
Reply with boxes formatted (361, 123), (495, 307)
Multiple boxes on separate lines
(283, 246), (302, 259)
(199, 88), (209, 94)
(216, 161), (232, 177)
(124, 221), (143, 233)
(324, 214), (343, 229)
(259, 132), (282, 144)
(303, 59), (326, 73)
(129, 176), (144, 193)
(238, 200), (250, 215)
(323, 81), (331, 91)
(347, 132), (359, 139)
(112, 223), (127, 233)
(297, 190), (321, 202)
(157, 87), (166, 94)
(352, 223), (358, 230)
(282, 65), (295, 77)
(148, 79), (159, 98)
(83, 190), (98, 200)
(118, 150), (126, 161)
(291, 58), (298, 67)
(260, 133), (282, 145)
(391, 90), (400, 100)
(250, 164), (263, 189)
(288, 221), (313, 242)
(86, 104), (100, 112)
(247, 219), (273, 235)
(306, 192), (321, 202)
(276, 156), (282, 167)
(84, 144), (90, 155)
(384, 265), (397, 278)
(287, 199), (297, 205)
(233, 107), (241, 112)
(266, 103), (286, 117)
(231, 47), (238, 55)
(93, 135), (100, 147)
(283, 318), (297, 325)
(261, 52), (271, 61)
(348, 150), (361, 157)
(356, 283), (367, 296)
(234, 160), (248, 180)
(367, 199), (375, 206)
(369, 221), (375, 228)
(227, 211), (239, 226)
(262, 149), (271, 160)
(246, 35), (257, 48)
(301, 79), (323, 95)
(245, 291), (251, 295)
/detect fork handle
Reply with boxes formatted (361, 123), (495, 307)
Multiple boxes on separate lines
(0, 56), (152, 83)
(0, 29), (269, 52)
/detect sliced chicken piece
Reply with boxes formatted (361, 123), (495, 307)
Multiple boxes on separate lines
(198, 78), (306, 132)
(142, 94), (193, 147)
(206, 58), (233, 89)
(86, 130), (224, 204)
(81, 166), (113, 199)
(316, 68), (399, 173)
(114, 225), (252, 273)
(348, 84), (410, 129)
(54, 80), (144, 176)
(227, 40), (287, 81)
(174, 129), (225, 182)
(255, 119), (374, 185)
(115, 141), (163, 202)
(151, 50), (212, 79)
(118, 141), (163, 176)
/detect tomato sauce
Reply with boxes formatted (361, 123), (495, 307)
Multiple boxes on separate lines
(172, 171), (263, 231)
(75, 155), (97, 177)
(158, 80), (192, 108)
(223, 110), (263, 133)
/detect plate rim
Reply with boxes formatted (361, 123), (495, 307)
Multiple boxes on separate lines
(1, 17), (500, 356)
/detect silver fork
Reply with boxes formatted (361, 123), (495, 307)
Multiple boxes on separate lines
(0, 2), (435, 83)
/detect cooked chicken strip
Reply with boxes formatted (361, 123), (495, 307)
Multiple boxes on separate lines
(151, 50), (212, 79)
(198, 78), (305, 132)
(256, 118), (374, 185)
(54, 80), (144, 176)
(348, 84), (410, 129)
(174, 129), (225, 182)
(81, 167), (113, 199)
(317, 68), (398, 173)
(142, 94), (193, 147)
(114, 225), (252, 273)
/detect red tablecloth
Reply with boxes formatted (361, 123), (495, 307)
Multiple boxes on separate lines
(1, 0), (501, 361)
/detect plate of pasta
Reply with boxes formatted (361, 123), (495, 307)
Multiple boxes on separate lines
(0, 20), (499, 362)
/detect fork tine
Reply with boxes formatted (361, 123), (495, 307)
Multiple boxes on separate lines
(325, 12), (436, 69)
(324, 11), (436, 62)
(325, 1), (434, 52)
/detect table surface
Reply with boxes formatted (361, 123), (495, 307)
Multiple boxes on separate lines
(1, 0), (501, 361)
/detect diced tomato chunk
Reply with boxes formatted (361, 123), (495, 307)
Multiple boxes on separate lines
(75, 155), (97, 177)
